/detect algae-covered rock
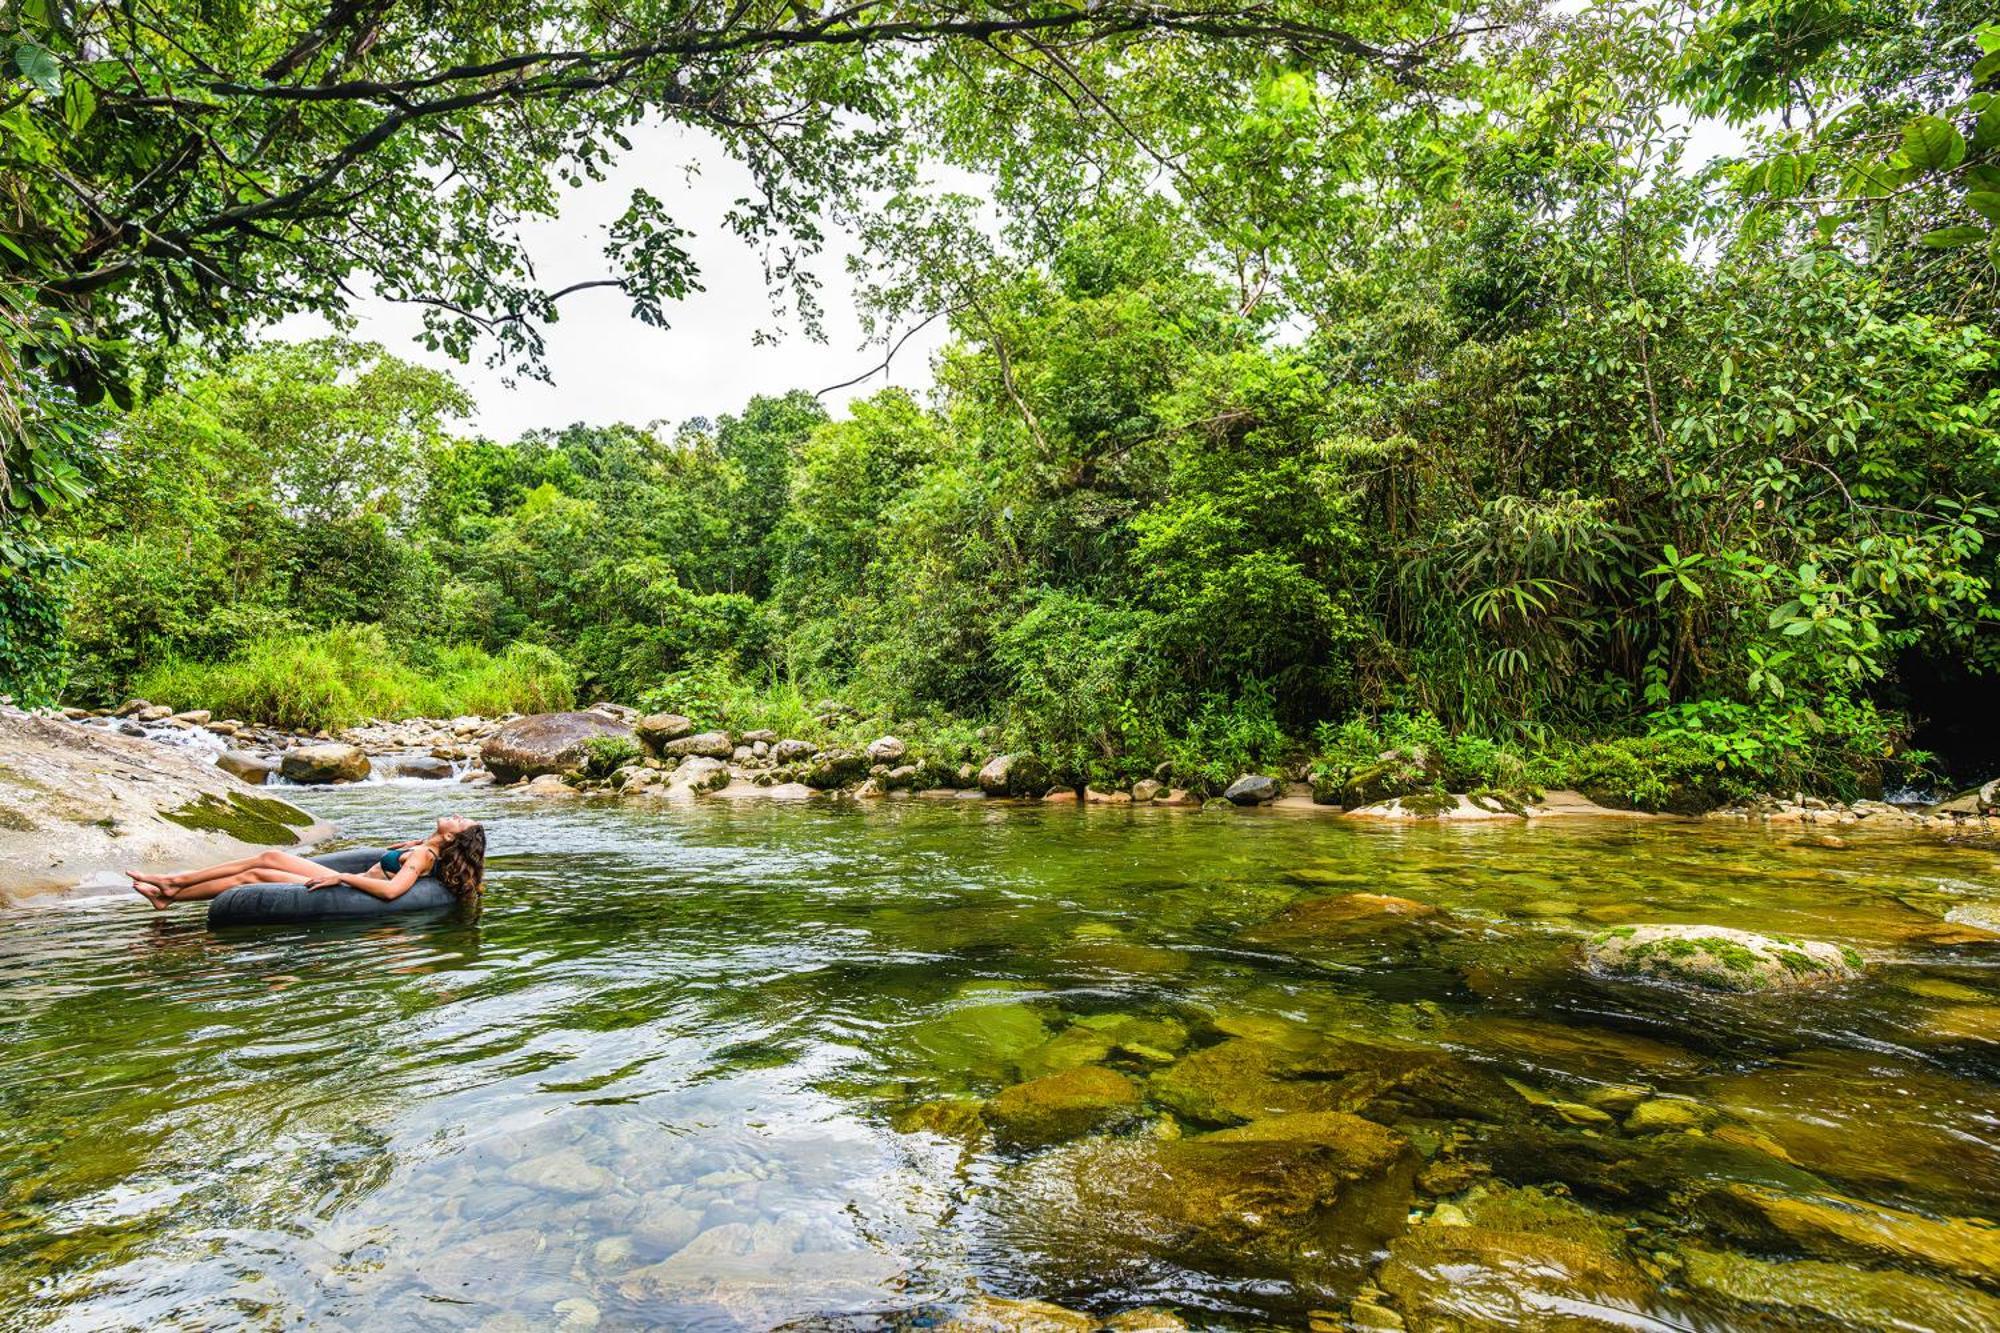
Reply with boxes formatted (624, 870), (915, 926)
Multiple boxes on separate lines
(1679, 1245), (2000, 1332)
(1375, 1187), (1658, 1330)
(935, 1295), (1095, 1332)
(1622, 1097), (1713, 1135)
(1244, 893), (1442, 945)
(1700, 1183), (2000, 1286)
(1004, 1111), (1417, 1288)
(1017, 1014), (1188, 1079)
(1151, 1034), (1477, 1129)
(890, 1098), (989, 1140)
(984, 1066), (1143, 1148)
(803, 749), (868, 789)
(907, 988), (1051, 1080)
(1585, 923), (1861, 992)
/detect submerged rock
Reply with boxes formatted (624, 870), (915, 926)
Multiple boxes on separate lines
(890, 1098), (989, 1140)
(935, 1295), (1096, 1331)
(1150, 1035), (1456, 1128)
(1585, 923), (1861, 992)
(984, 1066), (1143, 1148)
(1700, 1183), (2000, 1286)
(907, 989), (1051, 1080)
(481, 711), (634, 783)
(1376, 1222), (1655, 1330)
(1680, 1245), (2000, 1333)
(279, 741), (370, 784)
(1007, 1111), (1417, 1287)
(1245, 892), (1442, 945)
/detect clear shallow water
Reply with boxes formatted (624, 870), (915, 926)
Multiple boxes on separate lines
(3, 789), (1999, 1330)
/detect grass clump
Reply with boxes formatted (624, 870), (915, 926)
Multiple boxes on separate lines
(134, 625), (576, 730)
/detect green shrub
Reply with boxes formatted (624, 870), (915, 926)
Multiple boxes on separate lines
(579, 735), (641, 779)
(133, 626), (577, 730)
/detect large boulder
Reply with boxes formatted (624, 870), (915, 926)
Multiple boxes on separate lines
(866, 735), (908, 762)
(660, 729), (734, 760)
(1585, 924), (1862, 993)
(1222, 774), (1280, 806)
(480, 710), (635, 783)
(279, 742), (371, 785)
(216, 750), (277, 785)
(633, 712), (695, 750)
(979, 753), (1049, 798)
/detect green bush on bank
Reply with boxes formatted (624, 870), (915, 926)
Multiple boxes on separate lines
(133, 627), (575, 731)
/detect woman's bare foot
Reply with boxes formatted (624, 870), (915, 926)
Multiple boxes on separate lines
(128, 874), (175, 910)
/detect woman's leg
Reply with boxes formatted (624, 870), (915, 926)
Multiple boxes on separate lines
(135, 848), (328, 890)
(142, 866), (310, 906)
(130, 850), (331, 908)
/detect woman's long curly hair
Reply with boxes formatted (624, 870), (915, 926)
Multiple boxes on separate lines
(435, 822), (486, 900)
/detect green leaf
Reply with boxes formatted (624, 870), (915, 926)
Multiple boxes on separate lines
(1970, 191), (2000, 223)
(1920, 225), (1987, 248)
(13, 41), (61, 97)
(62, 78), (95, 132)
(1976, 105), (2000, 153)
(1903, 116), (1967, 171)
(1977, 53), (2000, 87)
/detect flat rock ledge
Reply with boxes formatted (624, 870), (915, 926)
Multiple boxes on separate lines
(1585, 924), (1863, 993)
(0, 713), (327, 903)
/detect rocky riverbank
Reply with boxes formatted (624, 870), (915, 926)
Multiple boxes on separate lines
(0, 711), (328, 903)
(27, 699), (2000, 837)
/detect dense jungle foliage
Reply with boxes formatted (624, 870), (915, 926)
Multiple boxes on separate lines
(7, 1), (2000, 807)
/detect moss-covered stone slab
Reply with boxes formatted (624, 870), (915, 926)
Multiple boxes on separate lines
(1585, 923), (1862, 992)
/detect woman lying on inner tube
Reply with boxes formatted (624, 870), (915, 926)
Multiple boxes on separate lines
(128, 814), (485, 909)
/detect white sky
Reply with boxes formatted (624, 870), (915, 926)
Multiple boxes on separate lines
(280, 123), (953, 439)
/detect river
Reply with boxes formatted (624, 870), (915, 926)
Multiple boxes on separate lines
(2, 786), (1998, 1329)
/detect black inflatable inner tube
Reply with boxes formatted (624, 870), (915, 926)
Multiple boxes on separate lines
(206, 847), (457, 927)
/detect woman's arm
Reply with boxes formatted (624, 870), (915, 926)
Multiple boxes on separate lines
(308, 851), (434, 900)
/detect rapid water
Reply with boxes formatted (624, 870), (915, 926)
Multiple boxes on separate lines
(2, 788), (1997, 1329)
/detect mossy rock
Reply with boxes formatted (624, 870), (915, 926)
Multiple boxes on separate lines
(1585, 923), (1861, 993)
(161, 791), (314, 845)
(1150, 1034), (1456, 1128)
(1680, 1245), (2000, 1331)
(1699, 1183), (2000, 1287)
(1004, 1111), (1417, 1287)
(1246, 892), (1443, 947)
(907, 990), (1051, 1080)
(1376, 1221), (1657, 1330)
(983, 1065), (1144, 1148)
(890, 1098), (989, 1140)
